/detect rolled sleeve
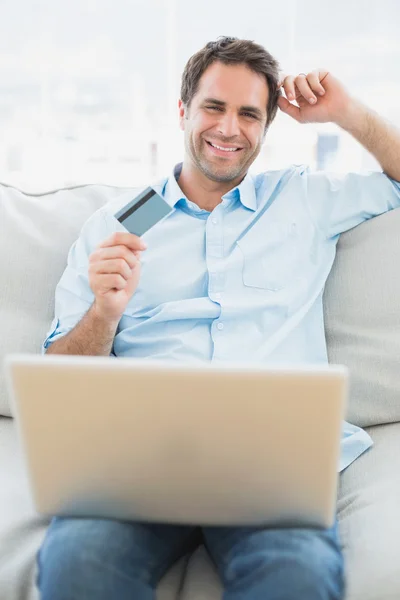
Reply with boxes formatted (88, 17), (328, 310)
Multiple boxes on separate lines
(42, 318), (62, 353)
(302, 167), (400, 239)
(42, 208), (120, 353)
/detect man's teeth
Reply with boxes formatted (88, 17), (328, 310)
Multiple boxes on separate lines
(210, 142), (238, 152)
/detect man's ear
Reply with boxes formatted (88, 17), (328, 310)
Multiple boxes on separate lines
(178, 99), (188, 131)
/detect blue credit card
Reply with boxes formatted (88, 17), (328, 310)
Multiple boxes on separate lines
(114, 187), (173, 236)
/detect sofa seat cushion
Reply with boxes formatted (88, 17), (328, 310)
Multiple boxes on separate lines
(0, 417), (47, 600)
(338, 421), (400, 600)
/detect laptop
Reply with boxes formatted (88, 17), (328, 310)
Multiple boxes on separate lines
(4, 354), (348, 528)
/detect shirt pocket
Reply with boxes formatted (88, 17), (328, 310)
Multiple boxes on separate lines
(237, 222), (298, 291)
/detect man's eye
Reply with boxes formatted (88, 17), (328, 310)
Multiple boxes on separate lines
(206, 106), (223, 111)
(242, 112), (257, 119)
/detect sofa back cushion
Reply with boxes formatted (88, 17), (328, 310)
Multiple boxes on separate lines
(324, 208), (400, 427)
(0, 183), (133, 416)
(0, 182), (399, 425)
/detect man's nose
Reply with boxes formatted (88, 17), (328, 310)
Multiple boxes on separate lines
(217, 112), (241, 138)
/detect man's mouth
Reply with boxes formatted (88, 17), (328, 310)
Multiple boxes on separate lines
(205, 140), (243, 155)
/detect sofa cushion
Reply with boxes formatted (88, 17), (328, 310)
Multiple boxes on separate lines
(338, 421), (400, 600)
(0, 183), (134, 416)
(0, 416), (48, 599)
(324, 208), (400, 427)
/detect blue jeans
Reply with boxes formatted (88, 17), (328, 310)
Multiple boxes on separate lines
(37, 517), (345, 599)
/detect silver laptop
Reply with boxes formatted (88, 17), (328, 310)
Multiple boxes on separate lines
(4, 354), (347, 528)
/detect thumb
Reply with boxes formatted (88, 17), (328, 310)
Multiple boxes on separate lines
(277, 96), (301, 122)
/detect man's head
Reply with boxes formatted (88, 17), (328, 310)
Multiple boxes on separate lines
(179, 36), (281, 185)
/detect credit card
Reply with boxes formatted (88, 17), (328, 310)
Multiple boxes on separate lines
(114, 187), (173, 236)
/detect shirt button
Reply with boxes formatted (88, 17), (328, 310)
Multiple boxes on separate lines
(215, 292), (221, 300)
(217, 322), (224, 330)
(212, 218), (218, 225)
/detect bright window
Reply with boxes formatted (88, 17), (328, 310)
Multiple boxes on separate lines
(0, 0), (399, 191)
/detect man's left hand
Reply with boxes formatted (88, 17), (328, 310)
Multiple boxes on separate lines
(277, 70), (353, 125)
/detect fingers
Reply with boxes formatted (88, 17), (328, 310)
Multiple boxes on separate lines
(294, 74), (318, 104)
(280, 70), (328, 104)
(90, 245), (139, 270)
(89, 241), (141, 288)
(96, 274), (128, 292)
(89, 231), (145, 305)
(96, 258), (138, 281)
(89, 255), (140, 281)
(98, 231), (147, 252)
(277, 95), (302, 122)
(279, 74), (296, 100)
(305, 71), (326, 97)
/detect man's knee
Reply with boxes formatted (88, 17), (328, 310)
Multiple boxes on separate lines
(37, 516), (153, 596)
(39, 518), (90, 578)
(224, 526), (345, 600)
(282, 531), (345, 600)
(40, 517), (128, 568)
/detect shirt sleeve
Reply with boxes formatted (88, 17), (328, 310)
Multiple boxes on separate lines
(301, 167), (400, 239)
(42, 208), (120, 353)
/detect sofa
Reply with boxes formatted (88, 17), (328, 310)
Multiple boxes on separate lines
(1, 178), (400, 600)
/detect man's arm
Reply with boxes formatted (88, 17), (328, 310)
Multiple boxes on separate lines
(44, 231), (146, 356)
(277, 69), (400, 182)
(45, 303), (119, 356)
(335, 99), (400, 182)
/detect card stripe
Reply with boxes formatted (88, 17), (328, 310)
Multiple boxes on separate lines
(117, 187), (156, 224)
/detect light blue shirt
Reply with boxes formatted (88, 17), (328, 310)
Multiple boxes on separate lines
(43, 163), (400, 472)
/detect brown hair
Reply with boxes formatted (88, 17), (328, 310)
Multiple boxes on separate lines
(180, 36), (281, 129)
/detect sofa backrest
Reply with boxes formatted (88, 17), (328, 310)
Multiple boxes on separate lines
(323, 207), (400, 427)
(1, 182), (400, 426)
(0, 182), (132, 416)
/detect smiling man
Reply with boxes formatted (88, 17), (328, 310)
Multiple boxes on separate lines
(39, 37), (400, 600)
(178, 60), (269, 205)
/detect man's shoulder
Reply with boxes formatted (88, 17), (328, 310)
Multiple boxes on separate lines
(252, 163), (310, 192)
(253, 163), (309, 181)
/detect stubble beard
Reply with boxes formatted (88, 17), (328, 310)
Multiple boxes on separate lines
(189, 136), (256, 184)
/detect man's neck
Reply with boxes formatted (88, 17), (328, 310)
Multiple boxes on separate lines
(177, 161), (245, 212)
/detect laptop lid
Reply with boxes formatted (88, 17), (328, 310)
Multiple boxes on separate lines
(5, 354), (347, 528)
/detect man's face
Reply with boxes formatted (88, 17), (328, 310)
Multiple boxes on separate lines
(179, 61), (269, 184)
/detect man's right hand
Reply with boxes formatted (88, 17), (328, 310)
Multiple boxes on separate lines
(88, 231), (147, 323)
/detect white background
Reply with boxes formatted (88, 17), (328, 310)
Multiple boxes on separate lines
(0, 0), (399, 191)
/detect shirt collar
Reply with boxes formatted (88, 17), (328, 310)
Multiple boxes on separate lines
(224, 170), (257, 211)
(152, 164), (187, 209)
(154, 163), (257, 212)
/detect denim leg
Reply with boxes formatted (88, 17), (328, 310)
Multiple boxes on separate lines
(203, 520), (345, 600)
(37, 516), (200, 600)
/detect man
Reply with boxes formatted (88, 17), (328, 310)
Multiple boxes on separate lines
(38, 37), (400, 599)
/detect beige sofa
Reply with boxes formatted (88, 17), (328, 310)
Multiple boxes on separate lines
(1, 180), (400, 600)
